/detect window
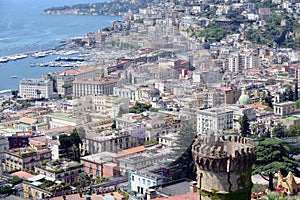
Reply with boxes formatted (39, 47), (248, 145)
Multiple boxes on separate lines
(147, 180), (150, 186)
(132, 175), (134, 181)
(142, 179), (145, 184)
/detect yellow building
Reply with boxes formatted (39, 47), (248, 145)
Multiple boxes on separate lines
(2, 141), (51, 173)
(277, 171), (300, 194)
(23, 174), (71, 200)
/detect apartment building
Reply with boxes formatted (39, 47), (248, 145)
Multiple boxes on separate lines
(73, 78), (120, 97)
(131, 170), (164, 195)
(197, 108), (233, 134)
(80, 152), (119, 179)
(34, 160), (84, 186)
(228, 52), (260, 72)
(93, 95), (130, 117)
(274, 101), (297, 117)
(113, 84), (136, 101)
(23, 175), (71, 200)
(82, 131), (131, 155)
(56, 66), (101, 96)
(19, 78), (53, 99)
(2, 141), (51, 172)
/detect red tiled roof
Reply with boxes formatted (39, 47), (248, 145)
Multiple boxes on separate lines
(113, 146), (146, 159)
(11, 171), (35, 179)
(19, 117), (37, 125)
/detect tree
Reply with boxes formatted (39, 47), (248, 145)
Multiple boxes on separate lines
(263, 91), (273, 108)
(294, 82), (298, 101)
(129, 101), (152, 114)
(296, 99), (300, 108)
(239, 114), (250, 137)
(35, 89), (41, 99)
(11, 90), (18, 99)
(70, 128), (84, 161)
(253, 138), (300, 191)
(169, 120), (197, 180)
(285, 124), (300, 137)
(78, 172), (91, 188)
(287, 86), (294, 101)
(59, 134), (72, 158)
(111, 120), (117, 129)
(272, 123), (286, 138)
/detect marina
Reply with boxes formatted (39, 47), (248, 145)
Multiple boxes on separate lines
(0, 0), (121, 91)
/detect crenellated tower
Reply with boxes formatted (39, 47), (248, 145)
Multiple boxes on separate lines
(192, 134), (256, 200)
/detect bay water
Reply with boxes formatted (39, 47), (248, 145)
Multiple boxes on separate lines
(0, 0), (122, 90)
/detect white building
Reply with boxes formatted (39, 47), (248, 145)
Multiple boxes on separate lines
(228, 52), (260, 72)
(226, 105), (256, 130)
(130, 170), (164, 195)
(72, 78), (120, 97)
(93, 95), (130, 117)
(113, 84), (136, 102)
(19, 78), (53, 99)
(197, 108), (233, 134)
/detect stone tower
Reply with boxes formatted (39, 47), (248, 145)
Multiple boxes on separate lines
(192, 134), (256, 200)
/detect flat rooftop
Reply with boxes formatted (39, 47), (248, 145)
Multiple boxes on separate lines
(81, 152), (115, 163)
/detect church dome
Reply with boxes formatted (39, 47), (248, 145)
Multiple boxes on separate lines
(238, 93), (252, 105)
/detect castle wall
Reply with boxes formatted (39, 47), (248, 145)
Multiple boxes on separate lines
(192, 135), (256, 200)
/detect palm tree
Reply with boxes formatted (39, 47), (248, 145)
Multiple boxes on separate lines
(35, 89), (41, 99)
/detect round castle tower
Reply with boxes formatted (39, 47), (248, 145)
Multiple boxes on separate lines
(192, 134), (256, 200)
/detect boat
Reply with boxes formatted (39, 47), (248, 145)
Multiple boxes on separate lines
(32, 52), (47, 58)
(10, 75), (18, 78)
(0, 57), (8, 63)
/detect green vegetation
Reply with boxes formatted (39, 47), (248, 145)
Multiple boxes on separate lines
(252, 184), (267, 193)
(286, 124), (300, 137)
(199, 187), (251, 200)
(225, 10), (246, 25)
(93, 177), (108, 184)
(296, 99), (300, 108)
(36, 159), (84, 173)
(129, 102), (152, 114)
(255, 0), (280, 10)
(0, 186), (13, 195)
(134, 19), (144, 23)
(196, 24), (237, 42)
(253, 138), (300, 190)
(59, 128), (85, 161)
(44, 0), (158, 16)
(110, 40), (141, 50)
(78, 172), (91, 188)
(239, 114), (250, 137)
(169, 120), (196, 180)
(272, 123), (287, 138)
(143, 140), (158, 146)
(246, 14), (300, 50)
(271, 123), (300, 138)
(9, 177), (23, 185)
(117, 188), (129, 200)
(62, 83), (71, 89)
(19, 149), (35, 157)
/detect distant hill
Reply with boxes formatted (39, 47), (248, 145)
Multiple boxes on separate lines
(43, 0), (163, 16)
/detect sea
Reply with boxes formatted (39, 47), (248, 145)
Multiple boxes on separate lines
(0, 0), (122, 91)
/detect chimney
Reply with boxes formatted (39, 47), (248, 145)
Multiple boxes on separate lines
(146, 189), (156, 200)
(190, 181), (198, 193)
